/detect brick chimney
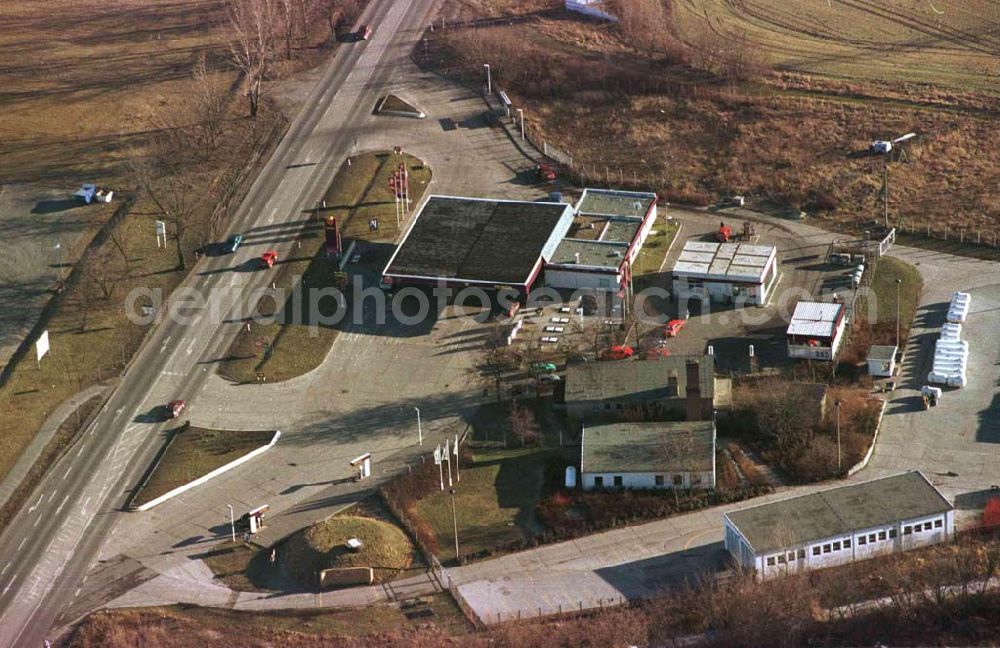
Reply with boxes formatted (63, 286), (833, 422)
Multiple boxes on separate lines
(685, 360), (702, 421)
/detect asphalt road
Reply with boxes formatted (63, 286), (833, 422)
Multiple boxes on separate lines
(0, 0), (441, 644)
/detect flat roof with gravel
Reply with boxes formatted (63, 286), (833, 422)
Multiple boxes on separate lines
(582, 421), (715, 473)
(672, 241), (776, 283)
(383, 196), (574, 286)
(576, 188), (656, 218)
(725, 471), (953, 554)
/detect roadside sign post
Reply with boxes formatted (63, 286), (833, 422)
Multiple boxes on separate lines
(227, 504), (236, 544)
(434, 444), (443, 490)
(35, 330), (50, 368)
(155, 220), (167, 249)
(414, 406), (422, 445)
(453, 433), (460, 482)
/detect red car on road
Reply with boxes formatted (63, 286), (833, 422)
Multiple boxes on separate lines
(165, 399), (186, 419)
(664, 319), (686, 338)
(601, 345), (634, 361)
(260, 251), (278, 269)
(536, 163), (556, 182)
(358, 25), (372, 40)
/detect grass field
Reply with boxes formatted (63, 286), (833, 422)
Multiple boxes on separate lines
(220, 151), (431, 383)
(283, 515), (418, 586)
(432, 1), (1000, 236)
(414, 446), (554, 564)
(672, 0), (1000, 94)
(133, 427), (274, 508)
(68, 594), (470, 647)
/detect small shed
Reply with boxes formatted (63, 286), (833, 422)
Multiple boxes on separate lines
(867, 345), (897, 378)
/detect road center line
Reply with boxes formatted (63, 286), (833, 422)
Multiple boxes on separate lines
(2, 575), (16, 596)
(47, 491), (56, 503)
(55, 495), (70, 516)
(0, 562), (9, 576)
(77, 445), (85, 457)
(63, 466), (72, 480)
(27, 495), (41, 514)
(16, 538), (26, 551)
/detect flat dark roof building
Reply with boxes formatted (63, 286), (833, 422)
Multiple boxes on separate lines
(725, 471), (953, 554)
(382, 195), (574, 289)
(565, 355), (715, 404)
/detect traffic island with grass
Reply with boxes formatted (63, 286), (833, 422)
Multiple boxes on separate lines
(281, 514), (418, 589)
(130, 426), (276, 510)
(375, 94), (426, 118)
(219, 151), (431, 384)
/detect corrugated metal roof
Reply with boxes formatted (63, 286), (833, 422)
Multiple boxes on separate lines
(787, 301), (844, 338)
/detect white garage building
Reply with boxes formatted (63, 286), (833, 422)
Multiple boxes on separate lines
(671, 241), (778, 307)
(724, 471), (954, 580)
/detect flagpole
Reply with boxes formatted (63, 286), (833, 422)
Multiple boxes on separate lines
(444, 439), (453, 487)
(454, 434), (460, 482)
(435, 444), (444, 490)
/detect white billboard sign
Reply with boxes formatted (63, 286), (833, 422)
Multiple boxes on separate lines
(36, 330), (50, 363)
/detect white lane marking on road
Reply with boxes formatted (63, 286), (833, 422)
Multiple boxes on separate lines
(63, 466), (72, 480)
(2, 574), (16, 596)
(0, 562), (9, 576)
(77, 445), (84, 457)
(186, 339), (196, 355)
(33, 516), (40, 527)
(17, 538), (26, 551)
(55, 494), (70, 516)
(81, 496), (92, 513)
(27, 495), (41, 513)
(114, 407), (124, 420)
(47, 491), (57, 503)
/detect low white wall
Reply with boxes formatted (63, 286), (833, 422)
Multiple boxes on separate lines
(135, 430), (281, 512)
(847, 400), (888, 476)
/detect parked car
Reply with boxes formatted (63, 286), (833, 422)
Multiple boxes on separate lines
(260, 250), (278, 268)
(535, 163), (556, 182)
(225, 233), (244, 253)
(601, 345), (633, 361)
(664, 319), (686, 338)
(165, 399), (186, 419)
(358, 25), (372, 40)
(538, 374), (561, 383)
(567, 354), (590, 365)
(530, 362), (557, 376)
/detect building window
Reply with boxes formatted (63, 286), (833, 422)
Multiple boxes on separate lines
(889, 528), (897, 538)
(903, 526), (912, 535)
(924, 522), (933, 531)
(879, 531), (887, 541)
(613, 475), (623, 487)
(844, 539), (851, 548)
(767, 557), (775, 566)
(655, 475), (665, 486)
(797, 549), (806, 560)
(869, 533), (876, 543)
(692, 474), (703, 486)
(823, 544), (831, 554)
(604, 404), (611, 410)
(594, 476), (604, 487)
(777, 555), (786, 564)
(812, 547), (821, 556)
(673, 475), (683, 486)
(858, 536), (867, 546)
(832, 541), (841, 551)
(787, 552), (796, 562)
(935, 519), (942, 528)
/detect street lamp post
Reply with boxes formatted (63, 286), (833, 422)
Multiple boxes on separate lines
(516, 108), (524, 140)
(53, 240), (63, 281)
(483, 63), (491, 95)
(895, 278), (902, 349)
(835, 400), (842, 473)
(227, 504), (236, 544)
(414, 406), (422, 445)
(449, 488), (459, 561)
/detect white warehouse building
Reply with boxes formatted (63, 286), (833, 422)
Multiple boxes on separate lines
(724, 471), (954, 580)
(671, 241), (778, 307)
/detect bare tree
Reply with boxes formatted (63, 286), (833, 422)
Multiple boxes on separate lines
(191, 54), (228, 151)
(475, 324), (515, 404)
(130, 126), (202, 271)
(509, 401), (539, 447)
(227, 0), (278, 118)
